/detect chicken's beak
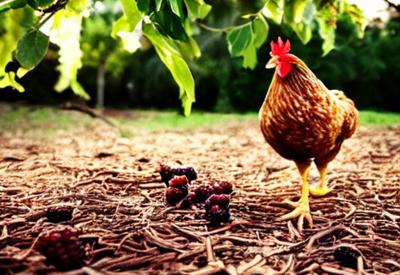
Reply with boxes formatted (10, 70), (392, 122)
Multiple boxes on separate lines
(266, 55), (278, 69)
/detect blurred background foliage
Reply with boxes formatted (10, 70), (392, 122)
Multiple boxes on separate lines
(1, 0), (399, 112)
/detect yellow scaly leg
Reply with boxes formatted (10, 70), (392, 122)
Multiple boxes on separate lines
(277, 161), (313, 233)
(310, 165), (332, 197)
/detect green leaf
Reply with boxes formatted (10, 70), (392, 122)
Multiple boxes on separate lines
(12, 0), (27, 8)
(316, 4), (336, 56)
(184, 0), (211, 19)
(252, 14), (269, 48)
(0, 72), (24, 92)
(155, 0), (163, 11)
(344, 3), (367, 38)
(27, 0), (54, 9)
(0, 0), (27, 12)
(111, 0), (142, 53)
(226, 23), (253, 57)
(263, 0), (284, 24)
(0, 9), (24, 76)
(302, 0), (315, 23)
(169, 0), (184, 18)
(242, 44), (257, 69)
(286, 0), (314, 44)
(176, 37), (201, 60)
(152, 7), (188, 41)
(50, 0), (90, 99)
(120, 0), (142, 30)
(292, 22), (312, 44)
(143, 23), (195, 116)
(137, 0), (150, 13)
(111, 16), (127, 38)
(317, 18), (335, 55)
(292, 0), (308, 23)
(0, 9), (27, 91)
(15, 29), (49, 69)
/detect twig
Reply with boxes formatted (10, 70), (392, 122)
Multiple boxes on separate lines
(199, 220), (251, 236)
(236, 254), (264, 274)
(275, 254), (294, 275)
(305, 224), (360, 251)
(194, 20), (232, 32)
(171, 223), (204, 242)
(205, 237), (215, 263)
(61, 102), (117, 128)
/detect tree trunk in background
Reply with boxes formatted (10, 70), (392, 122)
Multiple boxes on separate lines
(97, 61), (105, 110)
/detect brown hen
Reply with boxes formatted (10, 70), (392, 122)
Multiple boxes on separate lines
(259, 37), (358, 232)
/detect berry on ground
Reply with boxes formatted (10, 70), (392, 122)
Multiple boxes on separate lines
(205, 194), (230, 209)
(216, 181), (233, 194)
(36, 227), (85, 270)
(182, 167), (197, 181)
(159, 164), (197, 185)
(166, 187), (186, 205)
(160, 164), (173, 185)
(169, 175), (189, 188)
(204, 194), (231, 225)
(334, 246), (361, 269)
(45, 206), (73, 223)
(180, 192), (197, 208)
(205, 204), (230, 225)
(194, 184), (214, 202)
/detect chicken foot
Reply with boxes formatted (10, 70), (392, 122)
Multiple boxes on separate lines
(309, 164), (332, 197)
(277, 161), (313, 234)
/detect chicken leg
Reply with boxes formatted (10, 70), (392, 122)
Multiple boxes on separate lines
(277, 160), (313, 233)
(309, 163), (332, 197)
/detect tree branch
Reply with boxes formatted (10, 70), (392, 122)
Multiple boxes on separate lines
(384, 0), (400, 13)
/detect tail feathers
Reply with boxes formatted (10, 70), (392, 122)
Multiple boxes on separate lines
(330, 89), (358, 140)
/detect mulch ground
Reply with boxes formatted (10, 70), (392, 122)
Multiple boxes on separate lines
(0, 118), (399, 275)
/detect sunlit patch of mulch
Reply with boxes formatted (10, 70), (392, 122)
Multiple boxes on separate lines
(1, 121), (399, 274)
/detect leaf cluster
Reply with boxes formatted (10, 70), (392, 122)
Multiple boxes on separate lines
(0, 0), (368, 115)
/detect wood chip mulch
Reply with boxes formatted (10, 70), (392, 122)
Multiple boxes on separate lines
(1, 122), (399, 275)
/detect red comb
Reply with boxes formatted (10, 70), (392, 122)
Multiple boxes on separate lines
(270, 37), (291, 56)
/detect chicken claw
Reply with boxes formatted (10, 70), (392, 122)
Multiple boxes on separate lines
(281, 198), (300, 208)
(309, 185), (332, 197)
(277, 200), (313, 233)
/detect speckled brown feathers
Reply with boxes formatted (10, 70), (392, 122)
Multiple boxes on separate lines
(259, 55), (358, 166)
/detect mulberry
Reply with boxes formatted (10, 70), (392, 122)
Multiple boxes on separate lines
(166, 187), (186, 205)
(205, 204), (230, 225)
(36, 227), (85, 270)
(45, 206), (73, 223)
(334, 246), (360, 269)
(194, 185), (214, 202)
(159, 164), (197, 185)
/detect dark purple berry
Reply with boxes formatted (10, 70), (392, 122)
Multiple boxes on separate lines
(212, 182), (233, 194)
(180, 192), (197, 208)
(180, 184), (189, 197)
(218, 181), (233, 194)
(166, 187), (185, 205)
(36, 227), (85, 270)
(169, 175), (189, 188)
(334, 246), (360, 269)
(46, 206), (73, 223)
(205, 204), (230, 225)
(205, 194), (230, 209)
(182, 167), (197, 181)
(160, 164), (173, 185)
(194, 185), (214, 202)
(212, 184), (224, 194)
(159, 164), (197, 185)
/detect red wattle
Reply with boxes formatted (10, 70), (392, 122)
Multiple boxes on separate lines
(278, 62), (292, 78)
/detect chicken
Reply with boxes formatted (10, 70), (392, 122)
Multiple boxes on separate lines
(259, 37), (358, 232)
